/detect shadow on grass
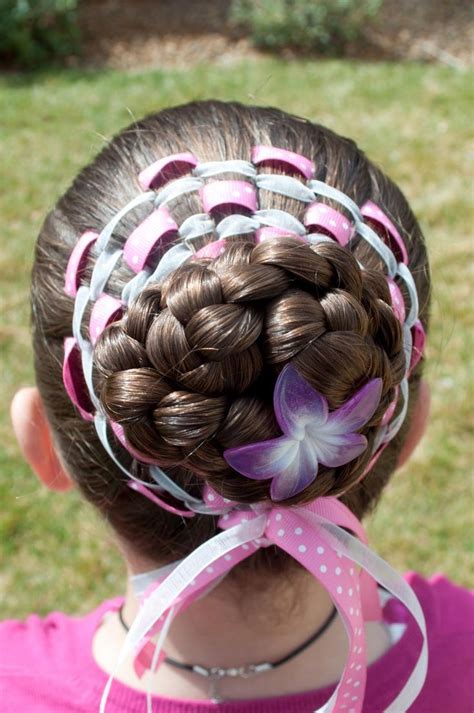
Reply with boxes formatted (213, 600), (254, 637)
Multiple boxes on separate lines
(1, 63), (122, 88)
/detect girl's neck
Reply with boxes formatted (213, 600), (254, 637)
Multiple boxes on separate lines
(92, 570), (392, 701)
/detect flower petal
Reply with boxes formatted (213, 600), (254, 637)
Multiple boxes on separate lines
(274, 364), (328, 439)
(326, 378), (383, 434)
(224, 436), (299, 481)
(311, 430), (368, 467)
(270, 439), (319, 501)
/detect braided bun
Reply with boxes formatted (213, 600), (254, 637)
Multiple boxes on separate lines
(32, 100), (429, 568)
(95, 236), (405, 504)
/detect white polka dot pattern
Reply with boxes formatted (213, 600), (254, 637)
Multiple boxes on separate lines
(122, 490), (386, 713)
(102, 487), (428, 713)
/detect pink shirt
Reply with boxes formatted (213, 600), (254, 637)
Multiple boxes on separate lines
(0, 573), (472, 712)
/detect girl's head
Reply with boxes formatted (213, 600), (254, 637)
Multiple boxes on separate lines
(25, 100), (430, 573)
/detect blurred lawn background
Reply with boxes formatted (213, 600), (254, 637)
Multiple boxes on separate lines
(0, 58), (472, 618)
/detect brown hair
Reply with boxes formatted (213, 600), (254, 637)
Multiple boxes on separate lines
(32, 100), (430, 571)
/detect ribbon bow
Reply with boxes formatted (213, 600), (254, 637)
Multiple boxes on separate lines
(100, 491), (428, 713)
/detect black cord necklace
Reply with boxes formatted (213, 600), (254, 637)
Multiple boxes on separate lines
(117, 604), (338, 702)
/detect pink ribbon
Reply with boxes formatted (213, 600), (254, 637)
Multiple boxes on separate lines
(101, 489), (427, 713)
(130, 492), (383, 712)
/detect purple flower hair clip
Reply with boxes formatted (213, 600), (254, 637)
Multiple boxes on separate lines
(224, 365), (383, 501)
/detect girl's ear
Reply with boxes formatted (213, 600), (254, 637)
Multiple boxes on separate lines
(397, 378), (431, 468)
(10, 387), (73, 492)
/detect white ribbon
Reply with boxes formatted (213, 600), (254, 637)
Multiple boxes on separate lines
(99, 516), (267, 713)
(215, 214), (260, 239)
(133, 562), (182, 598)
(356, 222), (398, 278)
(194, 160), (257, 179)
(100, 510), (427, 713)
(383, 377), (409, 444)
(94, 420), (228, 516)
(81, 343), (100, 411)
(254, 208), (307, 235)
(72, 285), (91, 351)
(298, 510), (428, 713)
(147, 606), (177, 713)
(403, 323), (414, 373)
(256, 174), (316, 203)
(154, 177), (203, 207)
(307, 180), (363, 224)
(95, 191), (155, 252)
(144, 242), (192, 287)
(89, 249), (123, 301)
(121, 269), (151, 305)
(179, 213), (215, 242)
(397, 263), (419, 328)
(306, 234), (335, 246)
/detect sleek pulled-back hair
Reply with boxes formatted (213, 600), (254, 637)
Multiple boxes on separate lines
(32, 100), (430, 570)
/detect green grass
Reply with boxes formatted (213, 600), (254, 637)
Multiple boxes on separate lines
(0, 59), (473, 618)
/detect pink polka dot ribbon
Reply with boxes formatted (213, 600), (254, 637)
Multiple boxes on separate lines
(194, 238), (228, 259)
(89, 294), (123, 346)
(138, 152), (198, 191)
(386, 277), (406, 323)
(305, 203), (353, 247)
(62, 337), (94, 421)
(128, 481), (196, 520)
(410, 320), (426, 373)
(361, 200), (408, 265)
(255, 225), (302, 242)
(64, 230), (98, 298)
(252, 145), (315, 179)
(100, 491), (428, 713)
(201, 180), (258, 214)
(380, 386), (399, 427)
(123, 207), (178, 273)
(110, 422), (164, 466)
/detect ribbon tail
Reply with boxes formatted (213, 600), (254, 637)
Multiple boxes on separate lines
(99, 515), (266, 713)
(304, 498), (382, 622)
(303, 513), (428, 712)
(146, 606), (177, 713)
(134, 638), (164, 678)
(132, 561), (182, 598)
(360, 569), (383, 621)
(268, 509), (368, 713)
